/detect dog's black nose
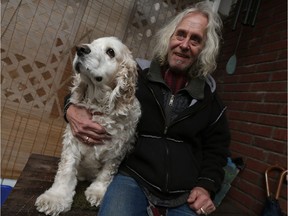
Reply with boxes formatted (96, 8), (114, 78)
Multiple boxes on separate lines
(76, 45), (91, 57)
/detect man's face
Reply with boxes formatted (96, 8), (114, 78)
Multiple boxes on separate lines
(167, 12), (208, 72)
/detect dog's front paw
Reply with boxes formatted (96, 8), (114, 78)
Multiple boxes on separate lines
(85, 183), (107, 207)
(35, 190), (74, 216)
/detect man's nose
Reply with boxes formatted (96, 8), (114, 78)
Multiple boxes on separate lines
(179, 38), (189, 50)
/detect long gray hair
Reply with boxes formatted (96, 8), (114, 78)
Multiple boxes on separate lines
(152, 1), (222, 77)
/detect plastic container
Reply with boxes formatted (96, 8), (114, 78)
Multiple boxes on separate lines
(1, 185), (13, 206)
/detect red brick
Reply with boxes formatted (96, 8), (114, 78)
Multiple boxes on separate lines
(231, 142), (266, 161)
(256, 61), (286, 73)
(238, 46), (259, 57)
(254, 137), (286, 153)
(270, 70), (287, 81)
(239, 168), (262, 185)
(245, 158), (269, 174)
(258, 2), (277, 16)
(264, 92), (287, 103)
(237, 179), (265, 199)
(272, 128), (287, 141)
(257, 114), (287, 127)
(219, 92), (232, 101)
(231, 130), (253, 144)
(227, 121), (239, 131)
(232, 64), (257, 75)
(229, 110), (258, 122)
(250, 82), (287, 92)
(267, 153), (287, 166)
(229, 151), (243, 161)
(219, 75), (240, 84)
(229, 140), (245, 151)
(280, 104), (287, 115)
(274, 1), (287, 12)
(237, 122), (273, 137)
(228, 186), (257, 210)
(262, 31), (286, 45)
(261, 40), (287, 53)
(245, 102), (285, 115)
(278, 50), (287, 60)
(222, 83), (251, 92)
(238, 92), (266, 102)
(225, 101), (246, 111)
(238, 73), (270, 83)
(266, 21), (287, 34)
(242, 52), (279, 65)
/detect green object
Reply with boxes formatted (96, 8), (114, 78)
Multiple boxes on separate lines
(226, 55), (237, 75)
(226, 26), (243, 75)
(213, 158), (240, 207)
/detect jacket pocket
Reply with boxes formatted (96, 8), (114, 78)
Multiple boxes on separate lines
(126, 135), (168, 191)
(166, 140), (200, 192)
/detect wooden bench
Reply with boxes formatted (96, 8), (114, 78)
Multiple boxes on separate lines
(2, 154), (248, 215)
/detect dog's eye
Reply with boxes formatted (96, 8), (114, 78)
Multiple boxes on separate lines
(106, 48), (115, 58)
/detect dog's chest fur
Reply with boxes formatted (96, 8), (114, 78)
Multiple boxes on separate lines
(63, 125), (124, 181)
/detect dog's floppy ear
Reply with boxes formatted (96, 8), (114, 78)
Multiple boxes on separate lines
(109, 48), (138, 111)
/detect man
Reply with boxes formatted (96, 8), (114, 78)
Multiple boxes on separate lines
(65, 2), (230, 215)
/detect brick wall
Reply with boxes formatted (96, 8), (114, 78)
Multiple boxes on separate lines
(215, 1), (287, 215)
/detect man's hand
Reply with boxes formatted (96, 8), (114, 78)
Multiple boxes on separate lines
(66, 104), (110, 145)
(187, 187), (216, 215)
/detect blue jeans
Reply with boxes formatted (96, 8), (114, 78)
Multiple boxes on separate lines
(98, 174), (198, 216)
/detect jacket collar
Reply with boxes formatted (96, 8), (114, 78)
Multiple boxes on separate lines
(147, 59), (206, 100)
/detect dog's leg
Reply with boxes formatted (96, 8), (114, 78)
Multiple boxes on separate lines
(85, 159), (120, 207)
(35, 138), (80, 216)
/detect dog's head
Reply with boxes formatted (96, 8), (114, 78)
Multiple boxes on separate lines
(72, 37), (138, 109)
(73, 37), (136, 88)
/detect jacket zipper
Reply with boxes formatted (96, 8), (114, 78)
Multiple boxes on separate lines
(164, 94), (175, 192)
(164, 94), (175, 134)
(168, 94), (175, 106)
(165, 142), (169, 191)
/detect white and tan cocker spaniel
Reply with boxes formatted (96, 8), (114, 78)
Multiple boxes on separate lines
(35, 37), (141, 216)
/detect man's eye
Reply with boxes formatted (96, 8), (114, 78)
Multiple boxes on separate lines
(176, 35), (185, 41)
(190, 35), (202, 44)
(106, 48), (115, 58)
(175, 31), (186, 41)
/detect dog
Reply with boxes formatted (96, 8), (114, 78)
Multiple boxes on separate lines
(35, 37), (141, 216)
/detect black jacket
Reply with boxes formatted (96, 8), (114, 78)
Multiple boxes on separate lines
(120, 60), (230, 204)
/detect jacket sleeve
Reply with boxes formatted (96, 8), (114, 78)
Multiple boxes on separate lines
(196, 94), (231, 198)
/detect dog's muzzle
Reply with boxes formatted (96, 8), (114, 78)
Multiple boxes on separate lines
(74, 45), (103, 82)
(74, 61), (103, 82)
